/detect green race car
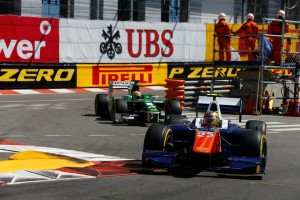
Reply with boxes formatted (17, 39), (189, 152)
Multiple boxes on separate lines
(95, 81), (182, 123)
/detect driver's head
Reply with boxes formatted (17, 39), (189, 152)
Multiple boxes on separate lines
(203, 111), (220, 128)
(132, 91), (142, 99)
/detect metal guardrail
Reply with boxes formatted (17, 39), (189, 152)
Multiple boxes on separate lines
(180, 78), (237, 108)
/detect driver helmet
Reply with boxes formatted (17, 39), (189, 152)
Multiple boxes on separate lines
(202, 111), (220, 128)
(132, 91), (142, 99)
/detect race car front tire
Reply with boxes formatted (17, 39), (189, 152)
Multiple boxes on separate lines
(241, 129), (267, 159)
(143, 124), (174, 152)
(241, 129), (267, 174)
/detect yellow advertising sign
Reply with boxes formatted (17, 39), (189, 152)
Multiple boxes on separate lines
(77, 63), (168, 87)
(168, 66), (241, 79)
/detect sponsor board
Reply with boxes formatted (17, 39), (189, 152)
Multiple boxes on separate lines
(0, 65), (76, 89)
(167, 63), (241, 79)
(0, 16), (59, 63)
(60, 20), (206, 63)
(77, 63), (167, 87)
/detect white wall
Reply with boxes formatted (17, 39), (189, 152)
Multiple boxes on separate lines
(200, 0), (234, 24)
(189, 0), (202, 23)
(22, 0), (42, 17)
(74, 0), (90, 19)
(103, 0), (118, 20)
(145, 0), (161, 22)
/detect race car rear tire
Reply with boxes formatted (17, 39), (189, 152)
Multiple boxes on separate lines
(166, 114), (188, 125)
(164, 100), (182, 123)
(115, 99), (128, 113)
(95, 94), (109, 118)
(241, 129), (267, 158)
(111, 99), (128, 123)
(246, 120), (267, 134)
(143, 124), (173, 151)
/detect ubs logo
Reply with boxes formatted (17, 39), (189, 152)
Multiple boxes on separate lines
(100, 25), (122, 60)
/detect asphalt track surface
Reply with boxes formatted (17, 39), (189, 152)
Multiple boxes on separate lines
(0, 90), (299, 200)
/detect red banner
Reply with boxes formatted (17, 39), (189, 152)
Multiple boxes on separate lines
(0, 16), (59, 63)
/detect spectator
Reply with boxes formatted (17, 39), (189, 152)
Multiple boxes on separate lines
(215, 13), (231, 61)
(234, 13), (258, 61)
(267, 10), (290, 65)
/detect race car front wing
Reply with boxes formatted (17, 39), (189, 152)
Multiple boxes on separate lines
(142, 151), (266, 174)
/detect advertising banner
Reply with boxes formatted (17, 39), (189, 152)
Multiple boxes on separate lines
(0, 16), (59, 63)
(77, 63), (167, 87)
(0, 64), (76, 89)
(167, 63), (241, 79)
(60, 20), (206, 63)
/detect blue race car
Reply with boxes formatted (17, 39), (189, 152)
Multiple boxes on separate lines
(142, 96), (267, 177)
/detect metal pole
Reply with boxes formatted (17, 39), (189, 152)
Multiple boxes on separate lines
(280, 18), (285, 67)
(211, 20), (217, 93)
(258, 18), (266, 114)
(295, 63), (300, 101)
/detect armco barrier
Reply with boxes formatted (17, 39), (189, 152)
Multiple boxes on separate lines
(165, 78), (238, 108)
(183, 79), (235, 108)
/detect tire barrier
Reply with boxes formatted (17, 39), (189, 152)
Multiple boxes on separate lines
(164, 79), (185, 108)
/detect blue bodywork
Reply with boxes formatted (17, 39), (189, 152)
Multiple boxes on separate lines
(143, 123), (266, 174)
(142, 97), (267, 175)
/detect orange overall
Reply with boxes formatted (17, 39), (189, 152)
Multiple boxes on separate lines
(267, 20), (290, 64)
(235, 20), (258, 61)
(215, 19), (231, 61)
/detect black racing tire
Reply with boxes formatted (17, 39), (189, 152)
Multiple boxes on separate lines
(143, 124), (200, 177)
(115, 99), (128, 113)
(166, 114), (188, 125)
(143, 124), (173, 151)
(241, 130), (267, 159)
(111, 99), (128, 123)
(95, 94), (109, 118)
(164, 99), (182, 117)
(246, 120), (267, 134)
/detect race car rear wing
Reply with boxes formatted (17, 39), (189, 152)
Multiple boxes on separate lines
(196, 96), (242, 122)
(108, 81), (139, 93)
(109, 81), (134, 93)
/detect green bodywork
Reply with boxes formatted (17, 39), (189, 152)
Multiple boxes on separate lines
(123, 94), (164, 114)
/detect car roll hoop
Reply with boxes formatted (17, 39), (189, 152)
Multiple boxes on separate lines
(196, 96), (242, 123)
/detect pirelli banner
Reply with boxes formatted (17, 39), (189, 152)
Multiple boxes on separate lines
(77, 63), (167, 87)
(0, 64), (76, 89)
